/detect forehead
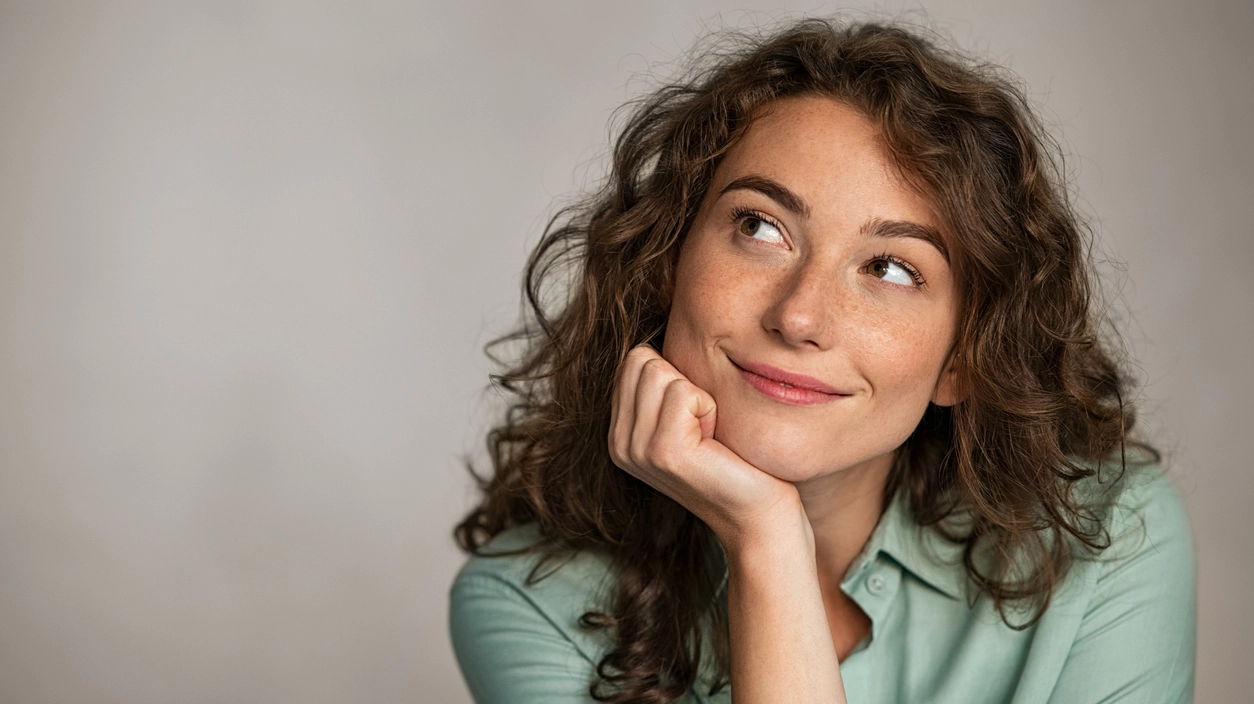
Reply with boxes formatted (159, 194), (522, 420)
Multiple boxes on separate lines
(711, 96), (941, 232)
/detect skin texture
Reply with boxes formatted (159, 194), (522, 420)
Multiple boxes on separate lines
(664, 95), (961, 485)
(609, 96), (963, 701)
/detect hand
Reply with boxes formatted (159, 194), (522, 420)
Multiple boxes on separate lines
(608, 344), (804, 547)
(610, 346), (844, 703)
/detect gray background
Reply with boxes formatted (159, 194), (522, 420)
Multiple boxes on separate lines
(0, 1), (1249, 702)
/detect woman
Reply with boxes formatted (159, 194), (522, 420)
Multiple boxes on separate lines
(449, 18), (1195, 704)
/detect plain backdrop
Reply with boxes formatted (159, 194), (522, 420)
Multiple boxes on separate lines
(0, 1), (1249, 702)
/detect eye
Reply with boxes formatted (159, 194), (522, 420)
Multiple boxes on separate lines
(866, 255), (924, 287)
(731, 208), (786, 245)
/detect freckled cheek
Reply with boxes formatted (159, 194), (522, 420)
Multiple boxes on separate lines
(664, 263), (760, 384)
(848, 309), (951, 394)
(693, 283), (746, 334)
(675, 254), (757, 328)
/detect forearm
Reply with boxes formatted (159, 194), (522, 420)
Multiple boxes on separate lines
(607, 346), (847, 701)
(722, 504), (847, 704)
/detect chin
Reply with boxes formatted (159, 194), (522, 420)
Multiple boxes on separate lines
(710, 396), (912, 484)
(713, 419), (835, 483)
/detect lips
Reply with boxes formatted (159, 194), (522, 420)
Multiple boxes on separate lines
(730, 358), (849, 405)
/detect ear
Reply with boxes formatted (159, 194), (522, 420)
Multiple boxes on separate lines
(930, 349), (967, 407)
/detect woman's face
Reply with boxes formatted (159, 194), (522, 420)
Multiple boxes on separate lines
(662, 95), (962, 483)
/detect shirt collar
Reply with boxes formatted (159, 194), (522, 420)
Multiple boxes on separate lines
(713, 488), (970, 604)
(858, 488), (968, 600)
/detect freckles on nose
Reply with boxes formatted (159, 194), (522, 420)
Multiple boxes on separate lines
(767, 270), (841, 346)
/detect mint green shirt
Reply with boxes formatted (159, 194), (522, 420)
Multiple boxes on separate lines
(449, 466), (1195, 703)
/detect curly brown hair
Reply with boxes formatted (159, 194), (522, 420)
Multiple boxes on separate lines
(455, 17), (1154, 704)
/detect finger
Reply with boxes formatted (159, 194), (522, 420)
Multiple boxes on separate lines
(656, 380), (785, 522)
(609, 344), (660, 466)
(653, 378), (717, 468)
(629, 356), (684, 465)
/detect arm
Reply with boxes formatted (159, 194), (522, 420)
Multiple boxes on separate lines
(723, 505), (846, 704)
(1046, 469), (1196, 704)
(609, 346), (846, 704)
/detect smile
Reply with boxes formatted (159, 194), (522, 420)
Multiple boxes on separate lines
(730, 358), (850, 406)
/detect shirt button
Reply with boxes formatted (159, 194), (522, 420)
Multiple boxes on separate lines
(866, 573), (887, 595)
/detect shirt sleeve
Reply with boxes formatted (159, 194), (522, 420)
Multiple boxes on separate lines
(449, 572), (599, 704)
(1046, 469), (1197, 704)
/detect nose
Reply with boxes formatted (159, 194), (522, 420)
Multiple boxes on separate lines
(761, 259), (840, 350)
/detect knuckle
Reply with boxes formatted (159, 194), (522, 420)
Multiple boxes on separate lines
(610, 445), (636, 473)
(608, 428), (629, 462)
(639, 357), (663, 373)
(661, 378), (696, 407)
(631, 437), (655, 467)
(664, 377), (691, 396)
(626, 346), (656, 363)
(624, 435), (642, 461)
(645, 435), (676, 468)
(640, 358), (676, 383)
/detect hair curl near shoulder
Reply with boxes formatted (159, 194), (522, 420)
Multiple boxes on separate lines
(455, 18), (1155, 704)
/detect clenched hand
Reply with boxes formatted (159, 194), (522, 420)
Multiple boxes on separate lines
(607, 344), (804, 549)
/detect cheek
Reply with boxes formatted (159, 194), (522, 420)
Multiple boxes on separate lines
(855, 304), (953, 395)
(707, 312), (953, 482)
(663, 253), (755, 380)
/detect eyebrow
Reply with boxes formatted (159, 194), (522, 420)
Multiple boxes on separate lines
(719, 174), (949, 261)
(862, 218), (950, 263)
(719, 175), (811, 219)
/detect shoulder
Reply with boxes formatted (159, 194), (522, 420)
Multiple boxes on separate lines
(449, 523), (618, 671)
(1095, 460), (1194, 576)
(452, 523), (618, 612)
(1040, 463), (1197, 703)
(1085, 460), (1196, 632)
(1057, 459), (1195, 606)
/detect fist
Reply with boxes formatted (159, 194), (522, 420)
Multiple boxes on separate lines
(608, 345), (800, 543)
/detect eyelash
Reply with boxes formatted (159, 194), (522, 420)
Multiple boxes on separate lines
(729, 206), (785, 237)
(867, 252), (926, 287)
(729, 206), (926, 287)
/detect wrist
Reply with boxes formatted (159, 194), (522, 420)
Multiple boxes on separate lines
(715, 491), (814, 564)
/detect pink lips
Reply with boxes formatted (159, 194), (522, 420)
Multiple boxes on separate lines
(731, 359), (849, 406)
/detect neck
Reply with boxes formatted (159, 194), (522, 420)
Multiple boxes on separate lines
(794, 451), (893, 587)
